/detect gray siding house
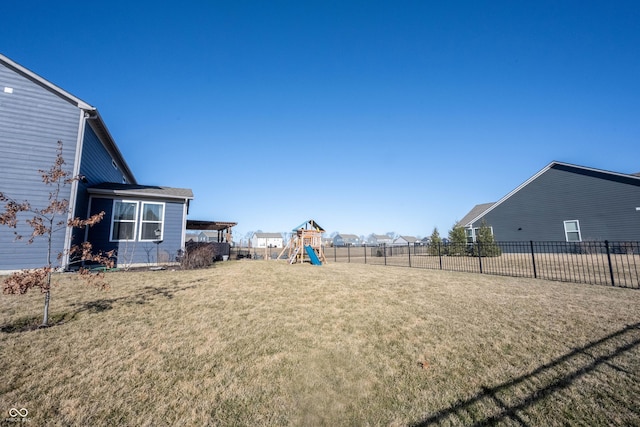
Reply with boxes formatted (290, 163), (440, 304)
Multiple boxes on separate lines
(459, 161), (640, 242)
(367, 234), (394, 246)
(333, 234), (361, 247)
(393, 235), (420, 246)
(198, 231), (219, 243)
(0, 53), (193, 270)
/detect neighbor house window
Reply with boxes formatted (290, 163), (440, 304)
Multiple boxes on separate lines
(465, 226), (493, 243)
(139, 202), (165, 241)
(563, 220), (582, 242)
(465, 228), (475, 243)
(111, 201), (138, 241)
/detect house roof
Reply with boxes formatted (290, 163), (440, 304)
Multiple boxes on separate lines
(372, 234), (392, 240)
(199, 231), (218, 237)
(254, 233), (283, 239)
(88, 182), (193, 201)
(184, 234), (199, 242)
(0, 53), (137, 184)
(337, 234), (360, 240)
(461, 161), (640, 227)
(396, 235), (419, 242)
(458, 202), (496, 227)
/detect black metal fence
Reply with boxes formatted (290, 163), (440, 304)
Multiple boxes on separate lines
(326, 241), (640, 289)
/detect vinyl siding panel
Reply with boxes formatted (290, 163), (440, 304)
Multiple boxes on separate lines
(473, 166), (640, 241)
(87, 196), (187, 266)
(0, 62), (80, 270)
(71, 125), (132, 247)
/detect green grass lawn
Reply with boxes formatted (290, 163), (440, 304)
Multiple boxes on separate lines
(1, 261), (639, 426)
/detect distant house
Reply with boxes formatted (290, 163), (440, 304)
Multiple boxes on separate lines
(333, 234), (361, 247)
(393, 236), (420, 246)
(251, 232), (284, 248)
(367, 234), (394, 246)
(184, 233), (199, 243)
(0, 53), (193, 270)
(187, 220), (236, 245)
(459, 161), (640, 242)
(196, 231), (216, 242)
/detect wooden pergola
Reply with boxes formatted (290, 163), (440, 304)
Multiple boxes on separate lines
(186, 220), (237, 243)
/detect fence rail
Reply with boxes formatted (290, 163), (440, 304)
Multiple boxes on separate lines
(321, 241), (640, 289)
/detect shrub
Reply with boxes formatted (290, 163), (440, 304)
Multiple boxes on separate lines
(180, 244), (215, 269)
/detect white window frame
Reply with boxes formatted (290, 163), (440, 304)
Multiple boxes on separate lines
(563, 220), (582, 242)
(465, 226), (494, 243)
(138, 202), (165, 242)
(110, 200), (139, 242)
(465, 227), (475, 243)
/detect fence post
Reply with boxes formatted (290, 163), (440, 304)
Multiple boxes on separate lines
(364, 244), (367, 264)
(438, 242), (443, 270)
(334, 245), (337, 262)
(605, 240), (615, 286)
(477, 242), (483, 274)
(408, 242), (411, 268)
(530, 240), (537, 279)
(348, 244), (351, 263)
(384, 243), (387, 266)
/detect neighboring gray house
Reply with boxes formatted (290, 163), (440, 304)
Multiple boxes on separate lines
(459, 161), (640, 242)
(251, 232), (284, 248)
(0, 53), (193, 270)
(393, 236), (420, 246)
(321, 237), (334, 247)
(198, 231), (219, 243)
(333, 234), (361, 247)
(185, 233), (199, 243)
(367, 234), (394, 246)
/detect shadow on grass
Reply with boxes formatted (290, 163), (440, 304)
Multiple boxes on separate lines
(411, 322), (640, 426)
(1, 281), (197, 333)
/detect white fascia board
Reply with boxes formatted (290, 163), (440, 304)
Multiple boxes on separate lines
(0, 53), (94, 110)
(466, 161), (557, 226)
(88, 188), (193, 202)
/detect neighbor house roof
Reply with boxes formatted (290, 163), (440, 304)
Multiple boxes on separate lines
(337, 234), (360, 240)
(372, 234), (392, 240)
(254, 233), (283, 239)
(88, 183), (193, 201)
(0, 53), (137, 184)
(461, 161), (640, 227)
(458, 202), (496, 228)
(396, 235), (419, 243)
(199, 231), (218, 238)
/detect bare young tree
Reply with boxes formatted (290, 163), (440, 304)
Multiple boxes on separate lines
(0, 141), (114, 327)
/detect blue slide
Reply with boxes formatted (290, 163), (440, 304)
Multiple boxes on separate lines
(304, 245), (322, 265)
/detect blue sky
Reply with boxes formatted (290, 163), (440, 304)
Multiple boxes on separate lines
(2, 1), (639, 240)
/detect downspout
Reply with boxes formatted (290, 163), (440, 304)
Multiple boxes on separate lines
(181, 198), (189, 249)
(62, 109), (91, 270)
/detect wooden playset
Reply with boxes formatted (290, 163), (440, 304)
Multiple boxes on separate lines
(278, 219), (326, 265)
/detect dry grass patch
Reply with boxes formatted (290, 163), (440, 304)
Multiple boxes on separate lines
(1, 261), (639, 426)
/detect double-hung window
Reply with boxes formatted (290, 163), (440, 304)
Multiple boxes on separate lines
(563, 220), (582, 242)
(111, 201), (138, 241)
(139, 202), (165, 241)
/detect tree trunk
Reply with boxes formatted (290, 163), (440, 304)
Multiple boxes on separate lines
(41, 289), (50, 327)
